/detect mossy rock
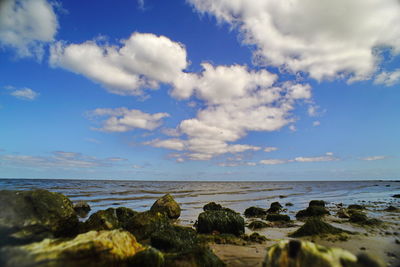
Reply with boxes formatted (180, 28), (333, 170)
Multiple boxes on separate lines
(82, 207), (137, 232)
(151, 225), (199, 253)
(348, 204), (364, 210)
(197, 210), (245, 236)
(125, 211), (171, 241)
(296, 206), (330, 219)
(244, 206), (267, 217)
(309, 200), (325, 207)
(285, 202), (294, 206)
(164, 245), (225, 267)
(266, 214), (290, 222)
(384, 205), (399, 212)
(267, 202), (282, 213)
(150, 194), (181, 219)
(243, 232), (267, 243)
(337, 209), (350, 218)
(349, 211), (381, 226)
(0, 189), (79, 246)
(290, 217), (347, 237)
(263, 240), (384, 267)
(248, 220), (269, 230)
(203, 202), (223, 211)
(198, 233), (245, 245)
(129, 247), (164, 267)
(73, 201), (91, 218)
(116, 207), (138, 228)
(0, 230), (143, 267)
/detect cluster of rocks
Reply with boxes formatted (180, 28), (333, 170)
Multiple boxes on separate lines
(244, 201), (292, 230)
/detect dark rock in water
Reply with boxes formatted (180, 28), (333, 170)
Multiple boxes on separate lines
(125, 211), (171, 241)
(129, 247), (164, 267)
(392, 194), (400, 198)
(348, 204), (364, 210)
(164, 245), (225, 267)
(150, 194), (181, 219)
(349, 211), (381, 225)
(73, 201), (91, 218)
(0, 189), (79, 246)
(197, 210), (245, 236)
(295, 206), (330, 219)
(82, 207), (137, 232)
(243, 232), (267, 243)
(290, 217), (347, 237)
(244, 206), (267, 217)
(267, 202), (283, 213)
(384, 205), (399, 212)
(309, 200), (325, 207)
(248, 220), (269, 230)
(0, 229), (143, 267)
(151, 225), (199, 253)
(263, 240), (384, 267)
(337, 209), (350, 218)
(285, 202), (294, 206)
(266, 214), (290, 222)
(203, 202), (223, 211)
(279, 195), (287, 199)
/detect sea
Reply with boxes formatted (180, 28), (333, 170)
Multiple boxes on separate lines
(1, 179), (399, 226)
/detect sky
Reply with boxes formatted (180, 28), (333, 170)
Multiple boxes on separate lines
(0, 0), (399, 181)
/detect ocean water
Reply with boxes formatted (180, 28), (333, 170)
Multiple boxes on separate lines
(1, 179), (399, 225)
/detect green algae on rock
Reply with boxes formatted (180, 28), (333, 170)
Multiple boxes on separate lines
(289, 217), (347, 237)
(129, 247), (165, 267)
(266, 214), (290, 222)
(262, 240), (383, 267)
(0, 189), (79, 246)
(82, 207), (137, 232)
(243, 232), (268, 243)
(151, 225), (199, 253)
(125, 210), (171, 241)
(348, 204), (364, 210)
(248, 220), (269, 230)
(244, 206), (268, 217)
(295, 205), (330, 219)
(0, 230), (143, 267)
(203, 202), (223, 211)
(348, 211), (382, 226)
(73, 201), (91, 218)
(164, 245), (225, 267)
(197, 210), (245, 236)
(309, 200), (326, 207)
(266, 202), (283, 213)
(150, 194), (181, 219)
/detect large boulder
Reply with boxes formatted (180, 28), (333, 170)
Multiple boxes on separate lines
(0, 189), (79, 246)
(82, 207), (137, 232)
(150, 194), (181, 219)
(129, 247), (165, 267)
(265, 214), (290, 222)
(197, 210), (244, 236)
(203, 202), (223, 211)
(295, 205), (330, 219)
(0, 230), (143, 267)
(262, 240), (383, 267)
(151, 225), (199, 253)
(267, 202), (283, 213)
(244, 206), (267, 217)
(309, 200), (325, 207)
(125, 211), (171, 241)
(290, 217), (347, 237)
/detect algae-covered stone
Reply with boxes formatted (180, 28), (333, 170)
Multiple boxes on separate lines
(267, 202), (283, 213)
(244, 206), (267, 217)
(337, 209), (350, 218)
(0, 189), (79, 246)
(82, 207), (137, 233)
(129, 247), (164, 267)
(151, 225), (199, 253)
(348, 204), (364, 210)
(150, 194), (181, 219)
(384, 205), (399, 212)
(164, 245), (225, 267)
(0, 230), (143, 267)
(290, 217), (347, 237)
(125, 210), (171, 241)
(203, 202), (223, 211)
(197, 210), (245, 236)
(348, 211), (381, 226)
(265, 214), (290, 222)
(248, 220), (269, 230)
(116, 207), (138, 228)
(73, 201), (91, 218)
(243, 232), (267, 243)
(309, 200), (325, 207)
(295, 206), (330, 219)
(262, 240), (383, 267)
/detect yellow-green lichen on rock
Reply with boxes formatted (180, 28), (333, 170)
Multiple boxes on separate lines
(0, 229), (143, 267)
(150, 194), (181, 219)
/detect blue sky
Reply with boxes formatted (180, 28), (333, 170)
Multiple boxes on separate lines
(0, 0), (399, 180)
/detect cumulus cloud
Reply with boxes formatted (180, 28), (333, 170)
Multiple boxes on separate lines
(264, 147), (278, 152)
(361, 155), (387, 161)
(50, 32), (188, 95)
(9, 87), (39, 100)
(294, 152), (337, 162)
(88, 107), (169, 132)
(374, 69), (400, 86)
(0, 0), (58, 59)
(188, 0), (400, 82)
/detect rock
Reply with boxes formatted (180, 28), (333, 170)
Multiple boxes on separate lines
(116, 207), (138, 228)
(290, 217), (347, 237)
(262, 240), (384, 267)
(384, 205), (398, 212)
(248, 220), (269, 230)
(309, 200), (325, 207)
(151, 225), (199, 253)
(265, 214), (290, 222)
(285, 202), (294, 206)
(150, 194), (181, 219)
(0, 230), (143, 267)
(349, 211), (381, 226)
(125, 211), (171, 241)
(0, 189), (79, 246)
(244, 206), (267, 217)
(337, 209), (350, 218)
(295, 206), (330, 219)
(392, 194), (400, 198)
(82, 207), (137, 232)
(129, 247), (164, 267)
(164, 245), (225, 267)
(243, 232), (267, 243)
(348, 204), (364, 210)
(73, 201), (91, 218)
(267, 202), (282, 213)
(203, 202), (223, 211)
(197, 210), (245, 236)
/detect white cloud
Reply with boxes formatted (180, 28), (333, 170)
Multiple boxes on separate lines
(374, 69), (400, 86)
(264, 147), (278, 152)
(0, 0), (58, 59)
(50, 32), (188, 95)
(313, 121), (321, 127)
(361, 155), (387, 161)
(289, 125), (297, 132)
(89, 107), (169, 132)
(260, 159), (287, 165)
(294, 152), (337, 162)
(9, 87), (39, 100)
(188, 0), (400, 82)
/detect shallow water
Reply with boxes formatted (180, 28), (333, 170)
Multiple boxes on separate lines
(1, 179), (399, 225)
